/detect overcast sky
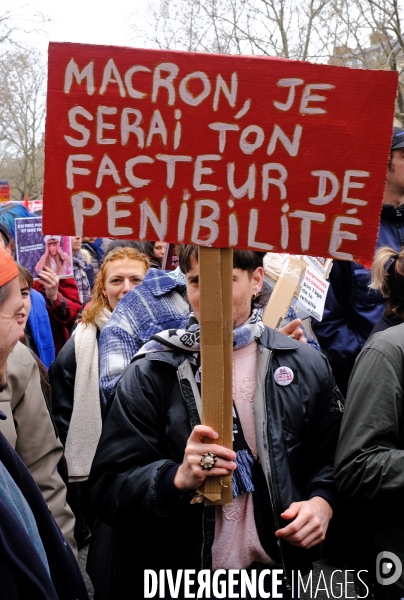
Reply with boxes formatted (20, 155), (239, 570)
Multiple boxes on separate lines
(5, 0), (145, 52)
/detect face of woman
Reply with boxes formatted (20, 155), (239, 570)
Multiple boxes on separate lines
(102, 258), (147, 310)
(153, 242), (167, 260)
(48, 241), (58, 256)
(16, 279), (31, 330)
(72, 237), (82, 253)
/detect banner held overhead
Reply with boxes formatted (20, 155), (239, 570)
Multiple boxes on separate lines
(44, 42), (397, 266)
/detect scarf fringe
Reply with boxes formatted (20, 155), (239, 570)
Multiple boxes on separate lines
(232, 449), (255, 498)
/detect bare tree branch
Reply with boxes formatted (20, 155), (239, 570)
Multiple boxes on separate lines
(0, 47), (46, 199)
(130, 0), (404, 124)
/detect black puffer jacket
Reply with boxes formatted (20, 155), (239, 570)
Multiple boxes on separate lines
(88, 327), (343, 599)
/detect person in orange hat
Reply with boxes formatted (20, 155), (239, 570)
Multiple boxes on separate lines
(0, 246), (24, 391)
(0, 246), (78, 557)
(0, 251), (89, 599)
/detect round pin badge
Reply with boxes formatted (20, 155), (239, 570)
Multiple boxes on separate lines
(274, 366), (294, 386)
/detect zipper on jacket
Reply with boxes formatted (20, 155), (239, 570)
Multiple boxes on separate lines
(177, 356), (291, 589)
(396, 219), (404, 247)
(261, 350), (292, 593)
(263, 408), (292, 593)
(200, 506), (205, 570)
(176, 364), (207, 569)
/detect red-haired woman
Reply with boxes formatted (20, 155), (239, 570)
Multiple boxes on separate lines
(51, 246), (149, 547)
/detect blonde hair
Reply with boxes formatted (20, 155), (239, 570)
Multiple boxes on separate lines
(45, 249), (66, 275)
(370, 245), (404, 316)
(81, 247), (149, 325)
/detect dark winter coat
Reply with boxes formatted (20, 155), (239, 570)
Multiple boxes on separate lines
(335, 323), (404, 597)
(312, 203), (404, 394)
(88, 327), (343, 599)
(369, 312), (403, 338)
(0, 424), (88, 600)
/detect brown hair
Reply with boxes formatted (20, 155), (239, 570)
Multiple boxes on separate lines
(177, 245), (265, 275)
(17, 263), (33, 289)
(370, 246), (404, 317)
(81, 247), (150, 325)
(177, 245), (269, 309)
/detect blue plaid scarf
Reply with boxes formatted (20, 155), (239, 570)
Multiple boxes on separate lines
(137, 305), (265, 355)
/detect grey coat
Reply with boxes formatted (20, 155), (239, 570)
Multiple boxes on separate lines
(335, 322), (404, 596)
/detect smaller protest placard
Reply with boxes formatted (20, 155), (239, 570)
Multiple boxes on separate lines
(15, 217), (73, 279)
(295, 266), (330, 321)
(303, 256), (333, 279)
(161, 243), (179, 271)
(0, 180), (10, 203)
(263, 252), (331, 326)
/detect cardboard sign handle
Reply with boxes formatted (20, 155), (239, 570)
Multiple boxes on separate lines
(198, 247), (233, 505)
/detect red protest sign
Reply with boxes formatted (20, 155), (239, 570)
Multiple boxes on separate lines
(0, 180), (10, 203)
(43, 42), (397, 265)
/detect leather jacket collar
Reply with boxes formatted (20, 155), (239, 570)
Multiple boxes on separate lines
(381, 203), (404, 222)
(134, 326), (300, 369)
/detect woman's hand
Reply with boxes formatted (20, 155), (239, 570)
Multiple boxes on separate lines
(38, 266), (59, 304)
(276, 497), (333, 548)
(174, 425), (237, 491)
(278, 318), (306, 343)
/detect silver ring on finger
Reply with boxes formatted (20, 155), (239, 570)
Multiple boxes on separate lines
(200, 451), (217, 471)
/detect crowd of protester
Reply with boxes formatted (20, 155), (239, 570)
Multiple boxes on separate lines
(1, 126), (404, 599)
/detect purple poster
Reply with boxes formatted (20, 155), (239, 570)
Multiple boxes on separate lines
(15, 217), (73, 279)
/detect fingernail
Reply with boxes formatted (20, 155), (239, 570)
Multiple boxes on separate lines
(213, 431), (218, 438)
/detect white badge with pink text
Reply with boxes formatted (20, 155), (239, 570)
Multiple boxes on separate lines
(274, 366), (294, 386)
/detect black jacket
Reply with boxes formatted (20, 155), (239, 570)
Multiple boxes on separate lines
(89, 327), (343, 599)
(369, 312), (403, 338)
(49, 335), (76, 446)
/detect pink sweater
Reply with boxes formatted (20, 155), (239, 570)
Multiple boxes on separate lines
(212, 342), (274, 570)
